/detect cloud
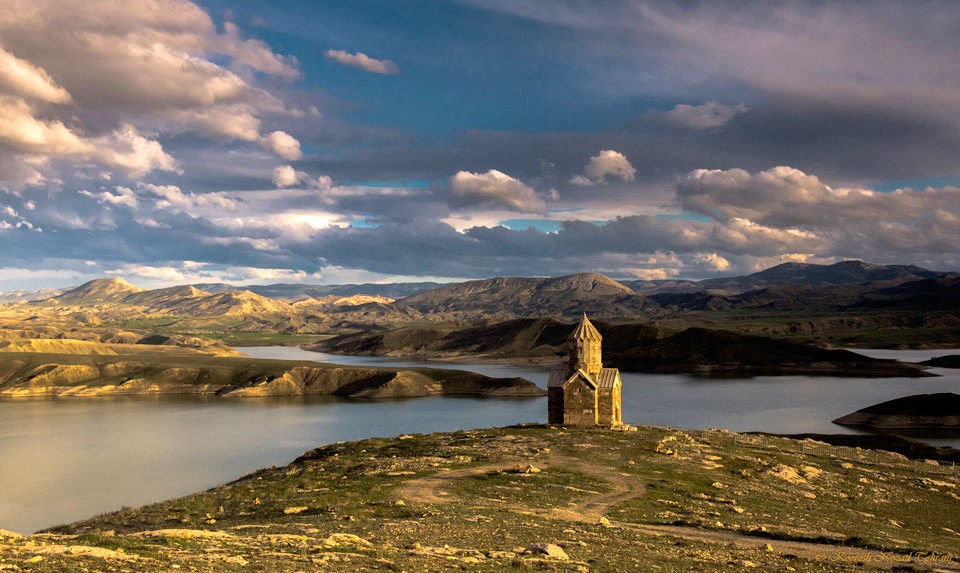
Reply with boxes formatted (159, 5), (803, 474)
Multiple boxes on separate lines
(5, 162), (960, 285)
(272, 165), (333, 190)
(0, 102), (175, 178)
(625, 267), (679, 280)
(677, 166), (960, 260)
(220, 22), (300, 80)
(0, 47), (71, 103)
(0, 0), (303, 185)
(665, 102), (748, 129)
(0, 97), (89, 155)
(91, 124), (178, 178)
(325, 49), (399, 75)
(78, 187), (139, 210)
(272, 165), (299, 188)
(570, 150), (636, 185)
(449, 169), (546, 212)
(694, 252), (731, 272)
(259, 130), (303, 160)
(142, 183), (236, 214)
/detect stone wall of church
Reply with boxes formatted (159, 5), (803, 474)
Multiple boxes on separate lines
(598, 386), (622, 425)
(563, 379), (598, 426)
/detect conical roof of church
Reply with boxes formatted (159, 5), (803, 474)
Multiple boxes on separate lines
(571, 313), (602, 341)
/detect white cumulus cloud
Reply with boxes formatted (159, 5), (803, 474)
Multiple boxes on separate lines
(272, 165), (333, 191)
(325, 49), (398, 75)
(260, 130), (303, 160)
(571, 150), (636, 185)
(449, 169), (546, 212)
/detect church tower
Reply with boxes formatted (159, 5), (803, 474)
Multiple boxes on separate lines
(569, 313), (602, 378)
(549, 313), (622, 427)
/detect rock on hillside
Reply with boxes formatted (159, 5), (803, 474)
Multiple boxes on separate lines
(833, 393), (960, 433)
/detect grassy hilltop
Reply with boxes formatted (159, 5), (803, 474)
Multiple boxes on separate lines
(2, 425), (959, 572)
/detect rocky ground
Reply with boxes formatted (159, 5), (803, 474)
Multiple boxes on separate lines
(2, 425), (959, 571)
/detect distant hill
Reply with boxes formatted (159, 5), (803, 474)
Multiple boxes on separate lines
(193, 282), (443, 300)
(393, 273), (649, 318)
(704, 260), (938, 292)
(163, 290), (297, 317)
(30, 280), (296, 319)
(623, 260), (942, 296)
(45, 278), (144, 305)
(121, 285), (212, 311)
(849, 276), (960, 311)
(649, 273), (960, 315)
(310, 319), (927, 377)
(0, 287), (67, 304)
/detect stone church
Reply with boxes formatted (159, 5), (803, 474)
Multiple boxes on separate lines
(547, 314), (622, 427)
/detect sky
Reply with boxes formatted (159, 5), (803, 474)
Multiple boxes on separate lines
(1, 0), (959, 289)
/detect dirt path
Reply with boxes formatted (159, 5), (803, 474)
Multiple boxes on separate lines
(396, 454), (638, 522)
(397, 457), (960, 570)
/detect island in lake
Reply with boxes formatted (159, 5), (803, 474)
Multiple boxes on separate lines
(833, 393), (960, 436)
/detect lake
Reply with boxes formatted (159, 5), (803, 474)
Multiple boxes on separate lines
(1, 346), (957, 533)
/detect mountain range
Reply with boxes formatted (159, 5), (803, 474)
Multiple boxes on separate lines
(621, 260), (944, 295)
(1, 261), (956, 336)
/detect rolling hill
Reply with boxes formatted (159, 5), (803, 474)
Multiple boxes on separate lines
(309, 318), (928, 377)
(193, 281), (443, 300)
(622, 260), (942, 295)
(42, 278), (144, 305)
(393, 273), (650, 318)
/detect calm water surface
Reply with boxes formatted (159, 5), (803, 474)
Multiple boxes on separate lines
(1, 346), (957, 533)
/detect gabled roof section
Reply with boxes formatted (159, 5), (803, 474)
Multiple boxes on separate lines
(547, 366), (568, 388)
(596, 367), (621, 388)
(566, 368), (597, 389)
(571, 313), (602, 342)
(546, 366), (598, 389)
